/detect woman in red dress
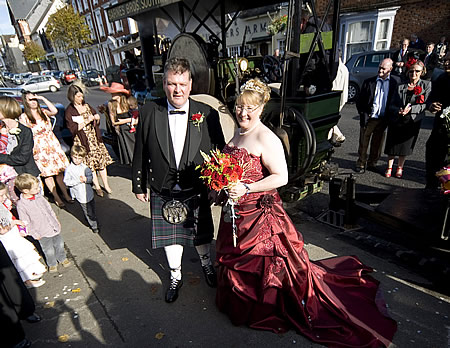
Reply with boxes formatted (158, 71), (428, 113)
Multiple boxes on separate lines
(215, 78), (397, 347)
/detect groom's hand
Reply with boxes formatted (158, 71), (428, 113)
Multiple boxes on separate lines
(135, 193), (148, 202)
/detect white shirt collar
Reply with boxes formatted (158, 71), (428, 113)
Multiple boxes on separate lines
(167, 100), (189, 115)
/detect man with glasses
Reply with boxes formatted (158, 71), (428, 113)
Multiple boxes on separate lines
(355, 58), (400, 173)
(425, 53), (450, 188)
(132, 57), (225, 303)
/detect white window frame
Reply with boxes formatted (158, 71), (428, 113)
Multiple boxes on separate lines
(95, 10), (105, 38)
(104, 8), (114, 35)
(339, 7), (399, 62)
(93, 0), (98, 6)
(82, 0), (88, 12)
(115, 19), (124, 32)
(86, 15), (95, 40)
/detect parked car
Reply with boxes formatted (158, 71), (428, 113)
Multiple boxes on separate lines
(81, 69), (104, 86)
(19, 75), (61, 93)
(13, 73), (23, 85)
(61, 70), (77, 84)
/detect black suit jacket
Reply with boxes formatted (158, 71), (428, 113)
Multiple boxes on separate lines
(420, 52), (439, 79)
(356, 74), (401, 127)
(0, 123), (40, 176)
(393, 49), (409, 75)
(132, 98), (225, 194)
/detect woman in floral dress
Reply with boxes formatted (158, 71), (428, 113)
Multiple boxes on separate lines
(65, 83), (113, 197)
(20, 92), (72, 207)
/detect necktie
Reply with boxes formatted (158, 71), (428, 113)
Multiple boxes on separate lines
(169, 110), (186, 115)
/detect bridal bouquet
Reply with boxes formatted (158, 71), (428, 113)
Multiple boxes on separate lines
(197, 149), (245, 247)
(197, 149), (244, 191)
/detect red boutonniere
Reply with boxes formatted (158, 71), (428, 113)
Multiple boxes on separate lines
(413, 85), (422, 95)
(191, 112), (205, 131)
(416, 95), (425, 104)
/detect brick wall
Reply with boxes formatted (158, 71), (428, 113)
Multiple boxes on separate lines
(315, 0), (449, 48)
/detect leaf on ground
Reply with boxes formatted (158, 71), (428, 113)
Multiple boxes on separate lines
(58, 334), (70, 342)
(122, 257), (129, 262)
(71, 288), (81, 293)
(155, 332), (165, 340)
(44, 301), (55, 308)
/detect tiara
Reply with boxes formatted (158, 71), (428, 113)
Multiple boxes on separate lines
(240, 80), (266, 95)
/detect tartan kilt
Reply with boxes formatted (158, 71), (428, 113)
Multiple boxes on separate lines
(150, 190), (214, 249)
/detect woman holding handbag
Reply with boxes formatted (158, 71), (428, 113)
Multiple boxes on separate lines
(384, 60), (431, 178)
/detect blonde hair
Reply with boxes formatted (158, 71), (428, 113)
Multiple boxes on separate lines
(237, 78), (271, 106)
(15, 173), (39, 192)
(0, 96), (22, 120)
(71, 144), (87, 158)
(128, 95), (138, 109)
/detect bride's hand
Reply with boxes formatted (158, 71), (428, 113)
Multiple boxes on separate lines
(228, 182), (248, 200)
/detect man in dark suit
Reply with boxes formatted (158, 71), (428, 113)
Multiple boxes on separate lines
(393, 39), (410, 80)
(425, 52), (450, 188)
(421, 42), (439, 80)
(132, 57), (225, 303)
(355, 58), (400, 173)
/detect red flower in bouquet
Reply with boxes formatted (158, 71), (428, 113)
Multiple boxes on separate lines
(197, 149), (246, 192)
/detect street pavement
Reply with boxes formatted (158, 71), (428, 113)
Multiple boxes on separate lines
(7, 84), (450, 347)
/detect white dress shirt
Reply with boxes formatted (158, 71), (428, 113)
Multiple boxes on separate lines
(167, 101), (189, 169)
(370, 76), (390, 119)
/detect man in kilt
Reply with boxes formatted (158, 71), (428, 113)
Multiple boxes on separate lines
(132, 57), (225, 303)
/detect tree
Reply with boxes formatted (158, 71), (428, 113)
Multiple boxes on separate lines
(46, 5), (92, 70)
(23, 41), (46, 63)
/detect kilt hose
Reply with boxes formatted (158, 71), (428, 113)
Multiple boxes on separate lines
(150, 190), (214, 249)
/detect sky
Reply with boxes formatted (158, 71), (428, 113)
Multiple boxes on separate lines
(0, 0), (15, 35)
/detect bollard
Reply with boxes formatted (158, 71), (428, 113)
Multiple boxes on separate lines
(344, 174), (356, 228)
(329, 177), (343, 211)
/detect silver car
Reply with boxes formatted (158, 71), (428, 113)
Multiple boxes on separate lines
(20, 75), (61, 93)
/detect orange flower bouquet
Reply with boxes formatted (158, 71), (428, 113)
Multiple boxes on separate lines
(197, 149), (245, 246)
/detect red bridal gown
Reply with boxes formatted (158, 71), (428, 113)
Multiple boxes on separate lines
(215, 145), (397, 348)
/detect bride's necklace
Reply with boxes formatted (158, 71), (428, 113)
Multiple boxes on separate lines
(239, 121), (261, 136)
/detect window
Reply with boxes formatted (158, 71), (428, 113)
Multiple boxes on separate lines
(95, 11), (105, 37)
(355, 56), (365, 68)
(104, 9), (114, 34)
(86, 15), (94, 40)
(376, 19), (390, 50)
(365, 53), (385, 67)
(339, 8), (399, 62)
(115, 19), (124, 32)
(229, 45), (240, 56)
(346, 21), (374, 59)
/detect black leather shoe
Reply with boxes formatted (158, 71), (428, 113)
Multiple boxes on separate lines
(165, 278), (183, 303)
(355, 167), (365, 173)
(25, 313), (41, 323)
(202, 264), (217, 288)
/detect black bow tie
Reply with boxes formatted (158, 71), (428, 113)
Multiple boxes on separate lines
(169, 110), (186, 115)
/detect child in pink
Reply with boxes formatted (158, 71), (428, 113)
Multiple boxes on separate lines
(15, 173), (71, 273)
(0, 183), (46, 288)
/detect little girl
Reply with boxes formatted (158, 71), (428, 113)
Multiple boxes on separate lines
(128, 95), (139, 133)
(0, 120), (19, 202)
(0, 183), (47, 288)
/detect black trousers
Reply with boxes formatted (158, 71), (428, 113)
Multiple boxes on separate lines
(425, 131), (449, 188)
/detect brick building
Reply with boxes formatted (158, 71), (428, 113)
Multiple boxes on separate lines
(315, 0), (449, 61)
(71, 0), (140, 72)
